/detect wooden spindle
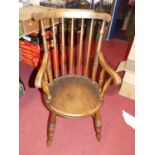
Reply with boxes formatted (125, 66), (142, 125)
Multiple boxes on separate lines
(52, 18), (59, 78)
(92, 20), (105, 81)
(99, 69), (105, 87)
(84, 19), (94, 76)
(39, 19), (52, 98)
(43, 20), (53, 84)
(44, 71), (48, 82)
(61, 18), (66, 76)
(100, 77), (112, 97)
(41, 19), (48, 55)
(47, 55), (53, 84)
(42, 80), (51, 100)
(40, 19), (53, 85)
(77, 18), (84, 75)
(69, 18), (74, 74)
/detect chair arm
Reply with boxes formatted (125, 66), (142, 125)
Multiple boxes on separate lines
(99, 52), (121, 85)
(35, 52), (48, 88)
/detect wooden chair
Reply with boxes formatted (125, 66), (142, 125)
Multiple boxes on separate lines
(33, 8), (121, 146)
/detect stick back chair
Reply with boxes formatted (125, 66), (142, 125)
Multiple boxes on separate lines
(33, 8), (121, 146)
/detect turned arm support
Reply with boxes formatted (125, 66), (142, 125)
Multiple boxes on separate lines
(35, 19), (50, 88)
(99, 52), (121, 97)
(35, 52), (51, 100)
(35, 52), (48, 88)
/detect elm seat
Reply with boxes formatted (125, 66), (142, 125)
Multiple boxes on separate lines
(46, 75), (103, 118)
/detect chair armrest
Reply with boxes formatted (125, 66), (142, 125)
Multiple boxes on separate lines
(35, 52), (48, 88)
(99, 52), (121, 85)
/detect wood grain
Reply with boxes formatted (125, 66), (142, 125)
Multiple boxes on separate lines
(47, 112), (56, 147)
(35, 19), (49, 88)
(77, 18), (84, 75)
(31, 8), (124, 145)
(46, 75), (102, 117)
(52, 18), (59, 78)
(61, 18), (66, 76)
(33, 8), (111, 22)
(47, 55), (53, 84)
(69, 18), (74, 74)
(99, 52), (121, 85)
(84, 19), (94, 77)
(99, 69), (105, 87)
(92, 20), (105, 81)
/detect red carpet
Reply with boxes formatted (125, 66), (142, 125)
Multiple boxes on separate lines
(19, 38), (134, 155)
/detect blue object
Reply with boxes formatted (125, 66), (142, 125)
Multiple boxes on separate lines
(107, 0), (121, 40)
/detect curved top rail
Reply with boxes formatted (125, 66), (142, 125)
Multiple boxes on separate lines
(33, 8), (111, 22)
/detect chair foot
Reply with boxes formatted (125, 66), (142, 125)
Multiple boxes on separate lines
(47, 112), (56, 147)
(94, 111), (102, 142)
(96, 132), (101, 142)
(47, 139), (52, 147)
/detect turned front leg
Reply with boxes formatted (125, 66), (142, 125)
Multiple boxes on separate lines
(94, 111), (102, 141)
(47, 112), (56, 147)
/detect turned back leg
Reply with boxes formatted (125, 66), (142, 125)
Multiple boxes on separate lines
(94, 111), (102, 141)
(47, 111), (56, 147)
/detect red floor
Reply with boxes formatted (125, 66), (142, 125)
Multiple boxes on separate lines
(19, 38), (134, 155)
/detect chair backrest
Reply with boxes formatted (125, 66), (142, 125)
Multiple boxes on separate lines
(34, 8), (121, 98)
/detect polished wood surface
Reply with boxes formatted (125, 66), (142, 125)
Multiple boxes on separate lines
(33, 8), (111, 21)
(99, 69), (105, 87)
(47, 55), (53, 84)
(61, 18), (66, 76)
(94, 111), (102, 141)
(92, 20), (105, 81)
(35, 19), (49, 88)
(47, 112), (56, 147)
(69, 18), (74, 74)
(33, 7), (121, 146)
(46, 75), (102, 117)
(77, 18), (84, 75)
(99, 52), (121, 85)
(84, 19), (94, 77)
(52, 18), (59, 78)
